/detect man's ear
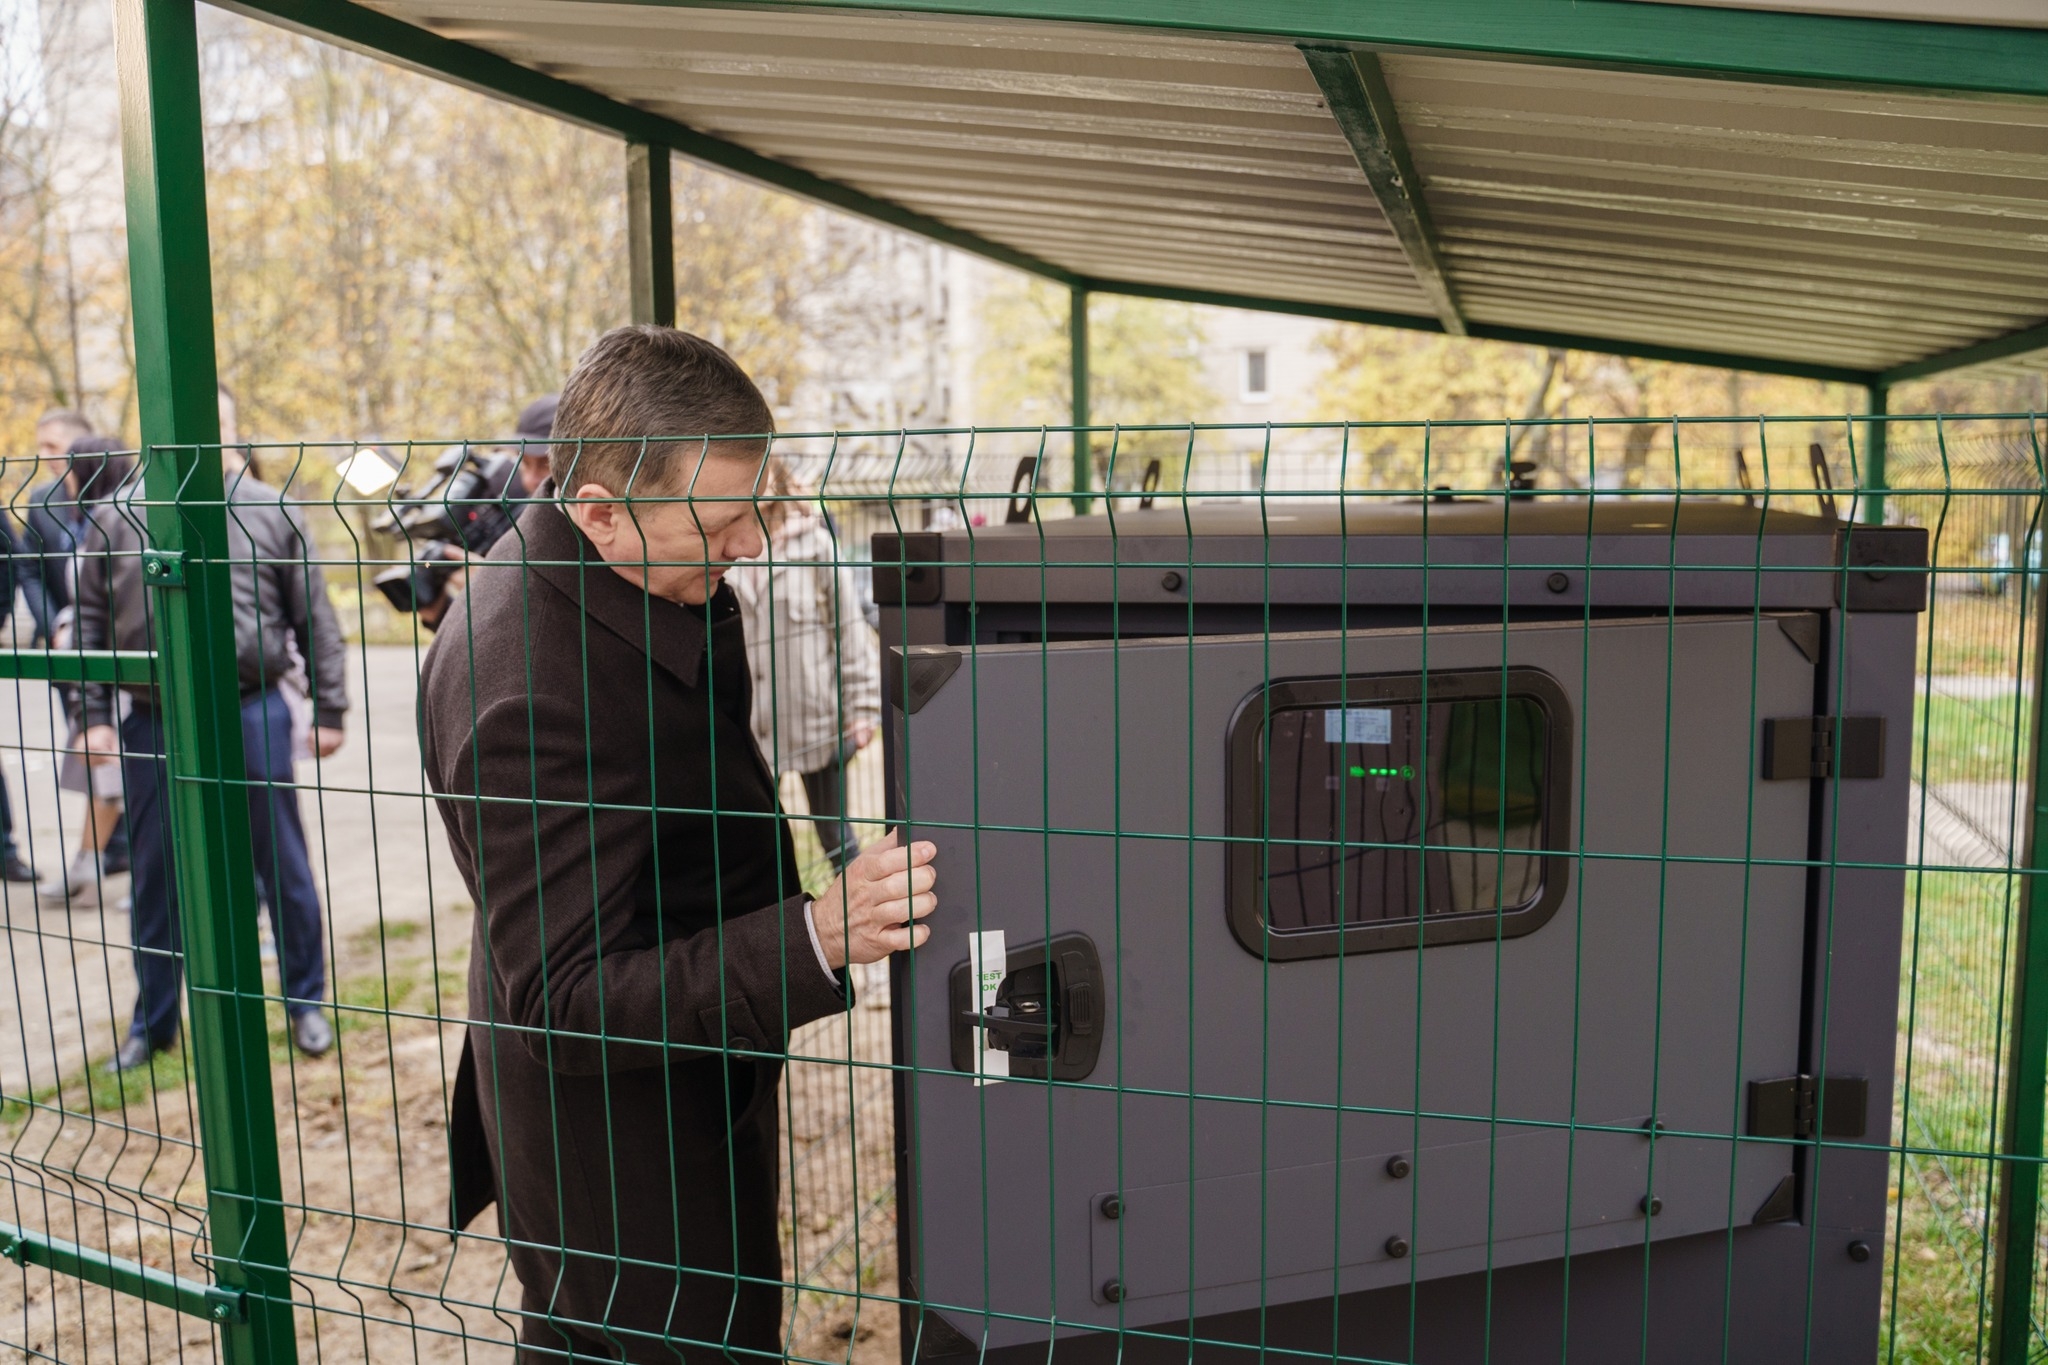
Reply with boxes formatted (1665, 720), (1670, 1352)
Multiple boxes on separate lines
(563, 483), (619, 548)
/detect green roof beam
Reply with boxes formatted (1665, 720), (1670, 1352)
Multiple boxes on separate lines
(1861, 382), (1888, 526)
(210, 0), (1080, 287)
(1082, 277), (1880, 388)
(1301, 47), (1463, 337)
(1882, 319), (2048, 386)
(627, 142), (677, 327)
(578, 0), (2048, 99)
(1071, 285), (1092, 515)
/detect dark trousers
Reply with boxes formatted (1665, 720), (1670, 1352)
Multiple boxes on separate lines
(800, 758), (859, 871)
(102, 805), (130, 869)
(0, 764), (18, 864)
(123, 687), (328, 1047)
(53, 679), (129, 868)
(18, 579), (53, 647)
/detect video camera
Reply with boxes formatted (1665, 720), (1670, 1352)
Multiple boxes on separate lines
(371, 445), (524, 614)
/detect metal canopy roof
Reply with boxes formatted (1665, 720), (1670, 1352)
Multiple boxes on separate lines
(224, 0), (2048, 389)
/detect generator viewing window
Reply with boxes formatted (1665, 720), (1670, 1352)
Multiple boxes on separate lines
(1226, 668), (1573, 959)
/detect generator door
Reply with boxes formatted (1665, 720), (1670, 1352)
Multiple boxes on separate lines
(888, 615), (1815, 1350)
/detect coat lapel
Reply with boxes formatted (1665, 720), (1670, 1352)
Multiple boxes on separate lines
(515, 501), (708, 689)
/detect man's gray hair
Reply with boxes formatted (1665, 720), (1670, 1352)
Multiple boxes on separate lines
(36, 408), (93, 438)
(550, 326), (772, 498)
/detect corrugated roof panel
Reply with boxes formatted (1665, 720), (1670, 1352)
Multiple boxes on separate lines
(1384, 54), (2048, 373)
(351, 1), (2048, 377)
(365, 0), (1436, 315)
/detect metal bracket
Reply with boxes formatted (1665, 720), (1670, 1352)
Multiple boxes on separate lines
(1139, 457), (1162, 511)
(0, 1220), (247, 1323)
(1747, 1075), (1869, 1140)
(141, 549), (186, 587)
(871, 532), (944, 606)
(1835, 525), (1930, 612)
(1006, 456), (1039, 524)
(1760, 715), (1885, 780)
(884, 646), (962, 716)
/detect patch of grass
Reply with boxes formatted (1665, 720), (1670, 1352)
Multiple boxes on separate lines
(1914, 691), (2032, 788)
(1884, 1161), (1995, 1365)
(435, 966), (466, 1006)
(2, 933), (467, 1148)
(348, 916), (427, 956)
(1888, 867), (2029, 1356)
(326, 954), (435, 1041)
(1918, 594), (2027, 682)
(2, 1043), (193, 1137)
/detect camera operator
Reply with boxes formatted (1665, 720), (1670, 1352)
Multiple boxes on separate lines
(376, 395), (555, 630)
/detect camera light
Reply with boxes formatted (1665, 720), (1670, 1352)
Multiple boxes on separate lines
(339, 447), (399, 495)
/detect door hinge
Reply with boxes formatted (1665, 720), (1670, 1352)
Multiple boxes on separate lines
(1747, 1074), (1868, 1140)
(1760, 715), (1884, 780)
(140, 549), (185, 588)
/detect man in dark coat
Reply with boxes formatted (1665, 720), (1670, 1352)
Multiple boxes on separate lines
(419, 325), (935, 1363)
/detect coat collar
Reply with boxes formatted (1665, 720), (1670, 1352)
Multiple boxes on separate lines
(513, 499), (709, 689)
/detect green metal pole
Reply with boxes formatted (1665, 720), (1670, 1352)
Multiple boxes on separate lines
(1862, 382), (1889, 525)
(1992, 547), (2048, 1365)
(1071, 283), (1091, 514)
(114, 3), (298, 1360)
(627, 141), (676, 328)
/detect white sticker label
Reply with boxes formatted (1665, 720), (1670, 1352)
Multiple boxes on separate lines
(1324, 707), (1392, 745)
(968, 930), (1008, 1086)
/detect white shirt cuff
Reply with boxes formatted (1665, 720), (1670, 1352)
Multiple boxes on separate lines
(802, 896), (837, 981)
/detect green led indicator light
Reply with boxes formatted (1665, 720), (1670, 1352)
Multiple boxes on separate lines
(1349, 764), (1414, 779)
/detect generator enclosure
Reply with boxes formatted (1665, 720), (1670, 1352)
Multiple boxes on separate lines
(876, 499), (1926, 1365)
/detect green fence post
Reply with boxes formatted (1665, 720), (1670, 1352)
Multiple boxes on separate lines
(1862, 383), (1889, 525)
(627, 140), (676, 328)
(1993, 543), (2048, 1364)
(1071, 283), (1091, 514)
(115, 2), (299, 1361)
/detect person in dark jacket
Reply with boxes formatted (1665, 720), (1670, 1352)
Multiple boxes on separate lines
(77, 430), (351, 1071)
(420, 326), (935, 1363)
(411, 393), (558, 633)
(0, 504), (28, 882)
(19, 408), (97, 644)
(507, 392), (557, 499)
(38, 437), (139, 908)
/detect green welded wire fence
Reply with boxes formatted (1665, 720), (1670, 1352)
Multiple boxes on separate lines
(0, 413), (2044, 1364)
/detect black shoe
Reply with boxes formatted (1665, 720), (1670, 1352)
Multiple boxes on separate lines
(291, 1010), (333, 1057)
(103, 1033), (169, 1075)
(1, 855), (34, 883)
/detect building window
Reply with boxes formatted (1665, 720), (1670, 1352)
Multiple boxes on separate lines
(1243, 349), (1270, 401)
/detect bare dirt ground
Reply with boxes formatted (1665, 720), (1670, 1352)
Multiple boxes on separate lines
(1, 911), (899, 1365)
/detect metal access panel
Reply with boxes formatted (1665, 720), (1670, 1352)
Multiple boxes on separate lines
(890, 613), (1818, 1353)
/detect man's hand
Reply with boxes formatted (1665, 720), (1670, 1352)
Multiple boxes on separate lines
(848, 722), (875, 752)
(80, 725), (119, 758)
(313, 726), (345, 758)
(811, 830), (936, 970)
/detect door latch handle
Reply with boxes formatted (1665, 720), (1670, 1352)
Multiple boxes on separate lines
(961, 1002), (1056, 1052)
(948, 933), (1103, 1081)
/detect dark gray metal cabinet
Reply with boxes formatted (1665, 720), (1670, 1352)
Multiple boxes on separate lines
(877, 500), (1925, 1364)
